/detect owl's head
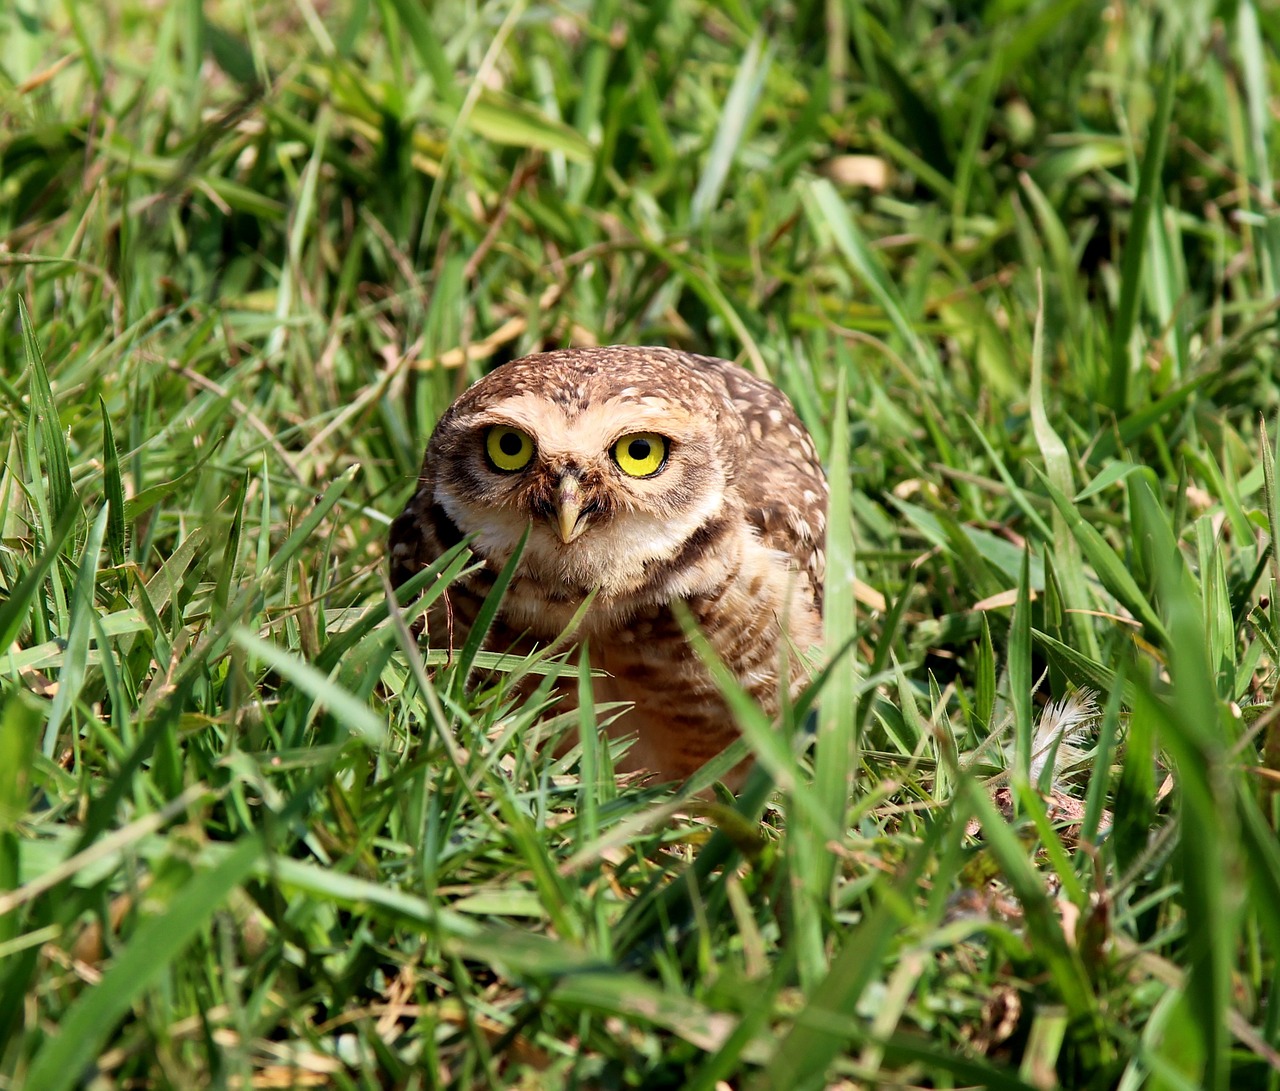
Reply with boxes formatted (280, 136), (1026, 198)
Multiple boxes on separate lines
(426, 348), (743, 597)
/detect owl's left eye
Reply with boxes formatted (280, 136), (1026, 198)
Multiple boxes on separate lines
(485, 426), (534, 472)
(611, 432), (669, 478)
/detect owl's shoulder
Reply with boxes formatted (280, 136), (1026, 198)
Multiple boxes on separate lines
(679, 354), (828, 608)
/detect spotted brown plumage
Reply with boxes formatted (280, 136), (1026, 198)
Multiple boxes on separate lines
(388, 345), (828, 786)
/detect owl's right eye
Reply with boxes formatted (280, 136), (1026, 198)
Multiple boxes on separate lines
(485, 426), (534, 472)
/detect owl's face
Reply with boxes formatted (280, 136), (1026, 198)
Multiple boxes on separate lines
(426, 354), (741, 598)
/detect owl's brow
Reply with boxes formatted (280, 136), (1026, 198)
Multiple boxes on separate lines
(472, 400), (685, 443)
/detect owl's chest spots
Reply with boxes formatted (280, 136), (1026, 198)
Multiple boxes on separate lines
(480, 541), (821, 787)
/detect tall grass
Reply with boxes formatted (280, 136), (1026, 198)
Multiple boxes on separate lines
(2, 0), (1280, 1087)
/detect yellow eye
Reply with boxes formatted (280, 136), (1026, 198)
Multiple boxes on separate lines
(485, 426), (534, 472)
(611, 432), (669, 478)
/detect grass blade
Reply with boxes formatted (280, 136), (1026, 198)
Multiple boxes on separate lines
(22, 833), (267, 1091)
(231, 626), (386, 744)
(42, 506), (108, 757)
(815, 364), (857, 839)
(0, 503), (80, 655)
(803, 178), (939, 384)
(99, 398), (127, 571)
(1028, 270), (1095, 658)
(1107, 57), (1177, 411)
(1008, 547), (1033, 789)
(690, 31), (769, 226)
(1031, 467), (1168, 645)
(756, 813), (949, 1088)
(20, 298), (76, 527)
(450, 525), (527, 696)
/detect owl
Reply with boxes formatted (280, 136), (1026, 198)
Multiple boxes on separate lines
(388, 346), (827, 787)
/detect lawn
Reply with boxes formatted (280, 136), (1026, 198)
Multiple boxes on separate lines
(3, 0), (1280, 1087)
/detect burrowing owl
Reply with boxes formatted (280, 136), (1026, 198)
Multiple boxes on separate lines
(389, 346), (827, 785)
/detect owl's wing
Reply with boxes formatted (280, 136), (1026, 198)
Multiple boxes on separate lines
(689, 355), (829, 613)
(388, 456), (447, 590)
(388, 455), (492, 649)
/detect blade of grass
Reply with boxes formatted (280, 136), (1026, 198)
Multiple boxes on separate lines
(0, 689), (42, 949)
(42, 506), (108, 757)
(1133, 481), (1238, 1091)
(0, 502), (80, 655)
(1028, 270), (1096, 658)
(99, 398), (127, 572)
(809, 364), (857, 881)
(231, 626), (387, 745)
(1008, 547), (1034, 790)
(1031, 467), (1169, 645)
(963, 777), (1104, 1046)
(20, 298), (76, 526)
(690, 30), (769, 226)
(1107, 58), (1177, 412)
(22, 832), (267, 1091)
(804, 177), (940, 385)
(755, 810), (950, 1089)
(450, 525), (527, 696)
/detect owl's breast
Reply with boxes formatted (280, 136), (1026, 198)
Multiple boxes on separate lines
(496, 572), (598, 638)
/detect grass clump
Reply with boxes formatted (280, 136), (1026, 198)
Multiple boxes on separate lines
(3, 0), (1280, 1087)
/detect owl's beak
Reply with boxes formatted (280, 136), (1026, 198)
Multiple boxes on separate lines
(552, 476), (587, 543)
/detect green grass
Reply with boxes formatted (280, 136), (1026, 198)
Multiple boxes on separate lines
(3, 0), (1280, 1086)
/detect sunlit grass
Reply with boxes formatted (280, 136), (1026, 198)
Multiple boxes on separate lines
(3, 0), (1280, 1087)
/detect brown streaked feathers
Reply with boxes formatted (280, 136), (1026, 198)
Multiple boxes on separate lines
(388, 346), (828, 786)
